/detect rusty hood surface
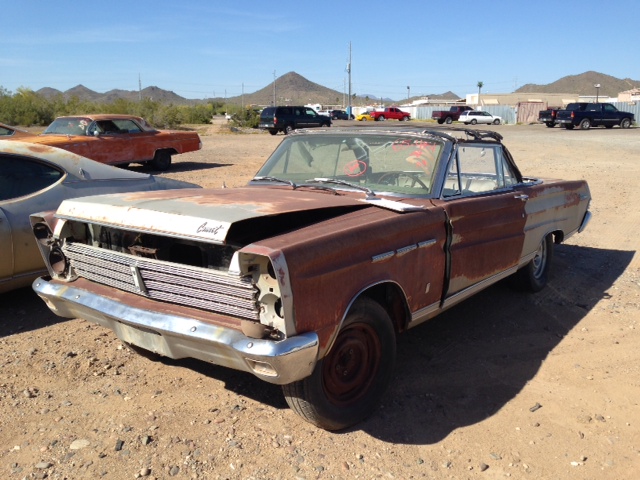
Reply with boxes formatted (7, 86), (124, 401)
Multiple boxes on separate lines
(56, 187), (372, 244)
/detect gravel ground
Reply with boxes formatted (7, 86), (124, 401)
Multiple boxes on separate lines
(1, 120), (639, 479)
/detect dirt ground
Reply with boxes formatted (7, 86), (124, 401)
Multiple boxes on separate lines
(1, 120), (639, 480)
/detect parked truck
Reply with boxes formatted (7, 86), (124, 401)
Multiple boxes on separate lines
(555, 102), (634, 130)
(537, 107), (562, 128)
(431, 105), (473, 124)
(369, 107), (411, 121)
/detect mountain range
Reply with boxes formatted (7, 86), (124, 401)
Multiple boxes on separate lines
(35, 71), (640, 107)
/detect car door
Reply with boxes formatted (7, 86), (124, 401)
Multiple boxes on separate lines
(439, 143), (527, 298)
(0, 155), (65, 287)
(85, 120), (134, 164)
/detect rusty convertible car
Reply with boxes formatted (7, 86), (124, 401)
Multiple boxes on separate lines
(10, 114), (202, 171)
(30, 127), (591, 430)
(0, 122), (34, 138)
(0, 140), (199, 294)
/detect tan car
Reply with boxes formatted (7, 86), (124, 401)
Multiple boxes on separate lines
(0, 140), (199, 293)
(10, 114), (202, 171)
(31, 127), (591, 430)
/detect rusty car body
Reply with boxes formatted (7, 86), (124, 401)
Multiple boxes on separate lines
(10, 114), (202, 171)
(0, 140), (199, 293)
(30, 127), (591, 430)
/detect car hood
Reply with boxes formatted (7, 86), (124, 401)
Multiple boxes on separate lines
(55, 187), (385, 244)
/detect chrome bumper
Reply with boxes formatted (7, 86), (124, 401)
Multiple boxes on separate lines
(32, 278), (319, 385)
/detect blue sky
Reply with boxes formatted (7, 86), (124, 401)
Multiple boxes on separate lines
(2, 1), (638, 101)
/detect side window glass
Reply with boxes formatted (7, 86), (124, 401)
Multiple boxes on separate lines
(455, 145), (504, 195)
(443, 156), (461, 197)
(0, 156), (63, 201)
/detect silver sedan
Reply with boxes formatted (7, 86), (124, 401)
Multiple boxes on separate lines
(0, 140), (200, 293)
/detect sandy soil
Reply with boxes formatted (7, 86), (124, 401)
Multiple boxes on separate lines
(1, 120), (639, 480)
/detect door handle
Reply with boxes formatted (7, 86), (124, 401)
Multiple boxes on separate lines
(514, 194), (528, 201)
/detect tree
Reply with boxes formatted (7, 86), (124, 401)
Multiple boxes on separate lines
(477, 81), (484, 106)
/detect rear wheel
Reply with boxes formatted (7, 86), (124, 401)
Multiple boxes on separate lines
(564, 124), (574, 130)
(282, 298), (396, 430)
(545, 122), (556, 128)
(470, 119), (477, 125)
(445, 117), (453, 124)
(268, 129), (278, 135)
(512, 234), (554, 292)
(437, 119), (444, 124)
(579, 118), (591, 130)
(150, 150), (172, 171)
(620, 118), (632, 129)
(377, 115), (385, 121)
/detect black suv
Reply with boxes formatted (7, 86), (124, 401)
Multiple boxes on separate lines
(259, 106), (331, 135)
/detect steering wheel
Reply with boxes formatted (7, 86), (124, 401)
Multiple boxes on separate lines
(343, 159), (368, 177)
(377, 171), (429, 191)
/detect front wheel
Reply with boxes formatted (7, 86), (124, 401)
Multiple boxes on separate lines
(282, 298), (396, 430)
(150, 150), (172, 171)
(402, 116), (410, 121)
(620, 118), (632, 129)
(512, 234), (554, 292)
(493, 119), (501, 125)
(284, 125), (294, 135)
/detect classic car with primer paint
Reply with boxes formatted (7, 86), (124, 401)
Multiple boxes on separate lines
(10, 114), (202, 171)
(0, 140), (199, 293)
(30, 127), (591, 430)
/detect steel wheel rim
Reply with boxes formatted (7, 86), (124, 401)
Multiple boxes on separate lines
(532, 239), (548, 279)
(322, 323), (381, 406)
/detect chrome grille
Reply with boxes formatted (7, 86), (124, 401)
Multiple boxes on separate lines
(63, 242), (259, 320)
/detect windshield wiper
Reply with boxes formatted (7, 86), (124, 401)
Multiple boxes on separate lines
(306, 178), (376, 198)
(252, 176), (298, 189)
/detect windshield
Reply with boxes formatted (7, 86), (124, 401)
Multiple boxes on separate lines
(44, 117), (92, 135)
(254, 133), (444, 196)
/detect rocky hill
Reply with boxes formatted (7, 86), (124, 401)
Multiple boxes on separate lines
(34, 71), (640, 107)
(516, 71), (639, 98)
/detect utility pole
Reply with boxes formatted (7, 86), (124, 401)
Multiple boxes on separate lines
(138, 74), (142, 101)
(347, 42), (352, 116)
(273, 70), (277, 106)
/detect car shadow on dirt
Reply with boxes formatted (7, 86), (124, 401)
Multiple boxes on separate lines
(356, 243), (633, 442)
(142, 243), (633, 439)
(128, 161), (233, 174)
(0, 285), (66, 337)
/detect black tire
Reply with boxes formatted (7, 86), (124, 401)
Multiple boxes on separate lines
(620, 118), (632, 129)
(445, 117), (453, 124)
(470, 119), (477, 125)
(436, 119), (444, 125)
(564, 124), (574, 130)
(150, 150), (172, 171)
(377, 115), (386, 121)
(282, 298), (396, 430)
(402, 116), (410, 121)
(579, 118), (591, 130)
(284, 125), (294, 135)
(512, 234), (553, 292)
(545, 122), (556, 128)
(268, 129), (278, 135)
(605, 125), (614, 129)
(493, 119), (501, 125)
(322, 122), (331, 128)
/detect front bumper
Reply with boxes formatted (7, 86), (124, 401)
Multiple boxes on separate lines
(32, 277), (319, 385)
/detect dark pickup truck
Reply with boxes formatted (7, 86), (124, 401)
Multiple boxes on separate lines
(431, 106), (473, 124)
(555, 102), (634, 130)
(538, 107), (562, 127)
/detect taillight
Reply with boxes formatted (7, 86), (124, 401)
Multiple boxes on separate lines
(571, 111), (575, 119)
(273, 116), (278, 125)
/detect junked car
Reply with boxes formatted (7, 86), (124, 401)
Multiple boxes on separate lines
(0, 140), (199, 293)
(0, 122), (34, 138)
(458, 110), (503, 125)
(30, 127), (591, 430)
(9, 114), (202, 171)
